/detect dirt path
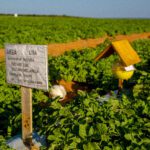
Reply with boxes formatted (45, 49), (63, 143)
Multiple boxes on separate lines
(47, 32), (150, 56)
(0, 32), (150, 59)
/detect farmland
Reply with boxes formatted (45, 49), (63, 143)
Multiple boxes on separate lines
(0, 15), (150, 48)
(0, 15), (150, 149)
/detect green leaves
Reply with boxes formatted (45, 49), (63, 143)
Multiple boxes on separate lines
(0, 30), (150, 150)
(0, 135), (14, 150)
(1, 16), (150, 49)
(79, 124), (88, 138)
(124, 133), (133, 141)
(83, 142), (100, 150)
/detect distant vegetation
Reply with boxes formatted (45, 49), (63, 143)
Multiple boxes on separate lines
(0, 15), (150, 48)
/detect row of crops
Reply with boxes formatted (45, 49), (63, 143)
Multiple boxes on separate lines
(0, 38), (150, 149)
(0, 15), (150, 48)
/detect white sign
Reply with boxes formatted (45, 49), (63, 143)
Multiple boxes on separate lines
(5, 44), (48, 90)
(124, 65), (135, 71)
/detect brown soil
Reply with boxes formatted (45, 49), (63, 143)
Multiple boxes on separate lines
(47, 32), (150, 56)
(0, 32), (150, 59)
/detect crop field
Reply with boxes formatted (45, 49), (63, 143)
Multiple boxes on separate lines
(0, 15), (150, 48)
(0, 15), (150, 149)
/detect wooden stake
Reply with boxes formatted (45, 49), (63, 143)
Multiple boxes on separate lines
(119, 79), (123, 89)
(117, 79), (124, 95)
(21, 86), (33, 148)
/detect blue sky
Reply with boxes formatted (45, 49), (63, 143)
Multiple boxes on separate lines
(0, 0), (150, 18)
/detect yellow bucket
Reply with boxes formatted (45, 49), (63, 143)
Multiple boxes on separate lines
(112, 62), (134, 80)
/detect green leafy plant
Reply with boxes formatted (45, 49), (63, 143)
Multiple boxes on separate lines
(0, 30), (150, 149)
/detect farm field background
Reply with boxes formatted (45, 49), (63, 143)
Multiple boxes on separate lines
(0, 15), (150, 149)
(0, 15), (150, 48)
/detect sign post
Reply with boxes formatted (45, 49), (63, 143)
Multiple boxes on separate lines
(5, 44), (48, 149)
(21, 87), (32, 147)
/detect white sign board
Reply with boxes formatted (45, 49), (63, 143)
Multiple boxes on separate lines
(5, 44), (48, 90)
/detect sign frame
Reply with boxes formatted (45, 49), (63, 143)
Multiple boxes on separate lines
(5, 44), (49, 90)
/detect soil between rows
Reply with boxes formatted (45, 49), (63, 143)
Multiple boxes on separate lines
(0, 32), (150, 59)
(47, 32), (150, 56)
